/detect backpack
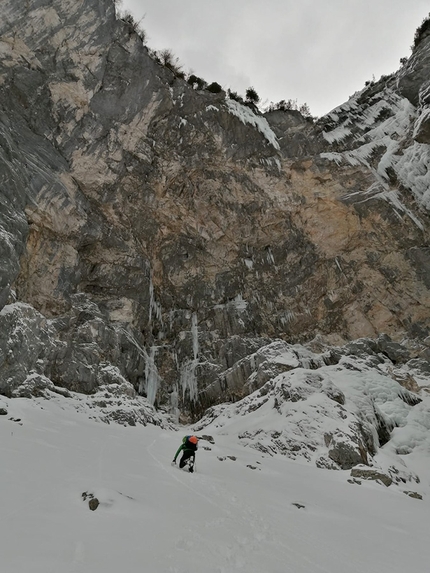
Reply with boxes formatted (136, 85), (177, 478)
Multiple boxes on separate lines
(182, 435), (198, 450)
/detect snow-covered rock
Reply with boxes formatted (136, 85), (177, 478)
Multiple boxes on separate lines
(195, 338), (430, 486)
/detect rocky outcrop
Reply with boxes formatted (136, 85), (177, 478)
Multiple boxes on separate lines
(350, 465), (393, 487)
(396, 27), (430, 150)
(1, 0), (430, 416)
(194, 338), (430, 482)
(398, 24), (430, 107)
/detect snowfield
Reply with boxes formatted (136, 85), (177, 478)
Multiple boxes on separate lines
(1, 389), (429, 573)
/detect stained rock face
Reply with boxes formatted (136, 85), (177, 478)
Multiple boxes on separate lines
(1, 0), (430, 415)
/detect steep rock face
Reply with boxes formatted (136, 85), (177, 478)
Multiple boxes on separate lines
(398, 26), (430, 146)
(398, 26), (430, 107)
(0, 0), (429, 415)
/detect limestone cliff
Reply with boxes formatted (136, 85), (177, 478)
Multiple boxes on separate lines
(0, 0), (429, 417)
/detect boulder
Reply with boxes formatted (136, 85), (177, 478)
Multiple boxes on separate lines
(328, 439), (367, 470)
(350, 465), (392, 487)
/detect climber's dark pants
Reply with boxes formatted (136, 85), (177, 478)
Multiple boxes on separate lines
(179, 450), (195, 469)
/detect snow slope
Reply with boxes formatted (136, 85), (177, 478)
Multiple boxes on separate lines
(1, 393), (429, 573)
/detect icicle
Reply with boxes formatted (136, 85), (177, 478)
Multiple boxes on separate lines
(180, 312), (199, 402)
(144, 346), (160, 405)
(180, 359), (198, 402)
(170, 386), (180, 423)
(191, 312), (199, 360)
(148, 274), (154, 325)
(266, 247), (275, 265)
(148, 272), (164, 327)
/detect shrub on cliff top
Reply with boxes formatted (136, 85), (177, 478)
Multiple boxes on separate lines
(188, 74), (207, 90)
(206, 82), (222, 94)
(245, 86), (260, 104)
(265, 98), (312, 118)
(413, 13), (430, 48)
(228, 90), (245, 104)
(120, 10), (146, 43)
(159, 49), (183, 77)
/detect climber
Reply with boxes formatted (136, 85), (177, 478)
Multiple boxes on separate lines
(172, 435), (199, 472)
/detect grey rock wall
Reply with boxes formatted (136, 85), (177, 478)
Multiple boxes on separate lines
(1, 0), (429, 417)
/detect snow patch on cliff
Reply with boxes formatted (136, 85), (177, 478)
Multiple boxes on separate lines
(225, 99), (280, 150)
(319, 87), (430, 213)
(396, 142), (430, 210)
(322, 123), (352, 143)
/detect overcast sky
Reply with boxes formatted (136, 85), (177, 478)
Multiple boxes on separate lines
(120, 0), (429, 117)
